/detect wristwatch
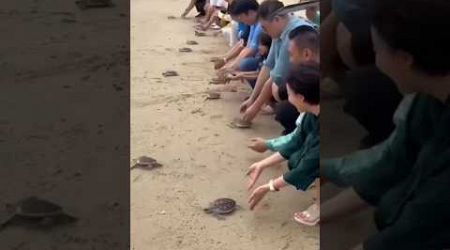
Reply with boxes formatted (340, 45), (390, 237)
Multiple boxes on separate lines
(269, 179), (279, 192)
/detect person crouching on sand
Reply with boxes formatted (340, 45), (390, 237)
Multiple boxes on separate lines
(246, 62), (320, 226)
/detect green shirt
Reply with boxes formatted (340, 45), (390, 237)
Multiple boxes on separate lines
(277, 113), (320, 191)
(266, 113), (305, 151)
(323, 94), (450, 250)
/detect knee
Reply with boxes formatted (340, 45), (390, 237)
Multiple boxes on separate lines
(239, 59), (252, 71)
(272, 84), (281, 102)
(239, 57), (259, 72)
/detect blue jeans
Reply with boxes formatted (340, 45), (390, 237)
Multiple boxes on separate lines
(239, 57), (261, 89)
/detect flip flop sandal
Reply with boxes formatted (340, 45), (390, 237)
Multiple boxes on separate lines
(210, 24), (222, 30)
(294, 204), (320, 226)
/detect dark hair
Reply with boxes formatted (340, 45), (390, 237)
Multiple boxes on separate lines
(372, 0), (450, 76)
(259, 33), (272, 48)
(288, 25), (319, 53)
(228, 0), (259, 16)
(258, 0), (284, 21)
(286, 62), (320, 105)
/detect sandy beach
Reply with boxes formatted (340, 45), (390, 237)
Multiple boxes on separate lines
(130, 0), (319, 249)
(0, 0), (129, 249)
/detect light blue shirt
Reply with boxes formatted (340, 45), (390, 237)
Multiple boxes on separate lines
(264, 16), (313, 86)
(247, 23), (263, 51)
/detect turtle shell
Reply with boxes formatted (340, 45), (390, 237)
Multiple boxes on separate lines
(210, 198), (236, 215)
(178, 48), (193, 53)
(195, 31), (206, 37)
(206, 92), (221, 100)
(136, 156), (157, 165)
(16, 197), (63, 218)
(162, 71), (179, 77)
(186, 40), (198, 45)
(131, 156), (162, 170)
(229, 118), (252, 129)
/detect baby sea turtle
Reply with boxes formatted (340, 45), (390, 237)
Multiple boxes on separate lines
(75, 0), (113, 9)
(228, 118), (252, 129)
(205, 92), (221, 100)
(167, 15), (176, 20)
(130, 156), (162, 170)
(209, 78), (225, 85)
(195, 31), (206, 37)
(162, 70), (179, 77)
(0, 197), (77, 230)
(186, 40), (198, 45)
(203, 198), (239, 220)
(179, 47), (193, 53)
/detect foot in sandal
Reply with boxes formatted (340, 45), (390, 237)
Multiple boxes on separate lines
(294, 203), (320, 226)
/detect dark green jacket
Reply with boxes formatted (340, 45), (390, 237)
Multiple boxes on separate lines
(323, 94), (450, 250)
(278, 113), (320, 191)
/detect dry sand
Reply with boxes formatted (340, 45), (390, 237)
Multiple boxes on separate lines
(0, 0), (129, 249)
(131, 0), (318, 249)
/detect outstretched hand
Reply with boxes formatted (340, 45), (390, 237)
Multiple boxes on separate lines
(242, 104), (259, 122)
(248, 184), (270, 210)
(240, 98), (253, 113)
(248, 137), (268, 153)
(246, 162), (264, 190)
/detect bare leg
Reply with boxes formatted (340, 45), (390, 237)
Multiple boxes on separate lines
(181, 0), (196, 18)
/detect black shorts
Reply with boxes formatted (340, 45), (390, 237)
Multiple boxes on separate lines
(277, 84), (288, 101)
(195, 0), (206, 16)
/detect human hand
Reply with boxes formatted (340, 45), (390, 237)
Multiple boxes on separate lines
(246, 162), (264, 190)
(226, 72), (242, 81)
(248, 138), (268, 153)
(214, 59), (226, 70)
(242, 104), (259, 122)
(218, 65), (234, 76)
(240, 98), (253, 113)
(248, 184), (270, 210)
